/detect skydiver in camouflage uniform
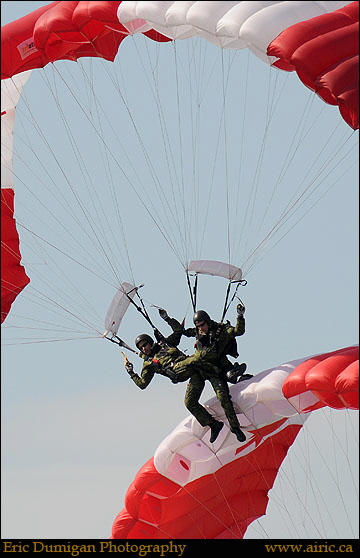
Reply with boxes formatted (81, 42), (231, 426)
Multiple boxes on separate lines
(178, 303), (249, 382)
(157, 304), (251, 443)
(123, 321), (225, 443)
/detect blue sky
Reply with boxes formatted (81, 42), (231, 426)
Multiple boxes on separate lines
(1, 1), (359, 540)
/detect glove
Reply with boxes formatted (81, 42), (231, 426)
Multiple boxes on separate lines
(158, 308), (169, 321)
(237, 302), (245, 316)
(125, 361), (134, 374)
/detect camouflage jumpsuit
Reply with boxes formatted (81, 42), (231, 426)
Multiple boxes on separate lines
(165, 315), (246, 430)
(128, 318), (215, 390)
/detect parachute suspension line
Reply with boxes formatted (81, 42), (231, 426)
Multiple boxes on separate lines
(181, 471), (243, 539)
(295, 413), (352, 539)
(119, 37), (190, 265)
(23, 258), (105, 338)
(39, 69), (126, 286)
(77, 59), (136, 286)
(132, 37), (190, 265)
(239, 122), (357, 278)
(187, 37), (205, 261)
(242, 64), (276, 249)
(321, 410), (358, 538)
(189, 38), (228, 260)
(53, 57), (186, 270)
(279, 118), (351, 224)
(228, 59), (273, 266)
(238, 68), (301, 266)
(16, 278), (104, 340)
(270, 423), (319, 538)
(11, 81), (118, 283)
(212, 470), (246, 538)
(172, 40), (189, 265)
(262, 93), (328, 238)
(243, 423), (310, 539)
(15, 65), (136, 311)
(221, 48), (231, 274)
(242, 138), (358, 277)
(96, 54), (185, 272)
(344, 409), (360, 504)
(220, 282), (247, 323)
(220, 48), (232, 270)
(17, 222), (117, 289)
(255, 73), (311, 236)
(8, 137), (97, 273)
(48, 64), (128, 285)
(234, 50), (250, 260)
(197, 47), (231, 258)
(2, 336), (99, 346)
(12, 219), (120, 340)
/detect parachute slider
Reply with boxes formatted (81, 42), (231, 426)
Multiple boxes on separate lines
(186, 260), (243, 282)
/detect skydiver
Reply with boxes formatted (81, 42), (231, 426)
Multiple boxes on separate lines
(157, 303), (253, 442)
(159, 303), (251, 382)
(123, 323), (227, 443)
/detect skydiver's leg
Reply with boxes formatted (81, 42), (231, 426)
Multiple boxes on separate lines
(170, 354), (203, 382)
(184, 374), (215, 427)
(208, 376), (246, 442)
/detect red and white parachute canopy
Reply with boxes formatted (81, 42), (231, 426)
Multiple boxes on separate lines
(111, 345), (358, 539)
(1, 1), (358, 323)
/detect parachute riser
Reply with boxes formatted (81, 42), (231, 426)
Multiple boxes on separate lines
(220, 280), (247, 323)
(186, 272), (197, 312)
(185, 261), (247, 322)
(123, 287), (166, 341)
(105, 334), (138, 355)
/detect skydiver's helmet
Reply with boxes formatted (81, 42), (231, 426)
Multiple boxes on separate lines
(135, 333), (154, 353)
(193, 310), (211, 326)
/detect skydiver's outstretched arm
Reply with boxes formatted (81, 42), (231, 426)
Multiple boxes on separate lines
(125, 354), (183, 386)
(158, 308), (196, 339)
(233, 303), (246, 336)
(225, 303), (246, 337)
(124, 359), (156, 390)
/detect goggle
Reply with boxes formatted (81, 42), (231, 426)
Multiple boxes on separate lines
(139, 341), (150, 350)
(195, 321), (207, 327)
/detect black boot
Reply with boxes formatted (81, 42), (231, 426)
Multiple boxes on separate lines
(226, 362), (248, 383)
(231, 427), (246, 443)
(209, 420), (224, 443)
(239, 373), (253, 381)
